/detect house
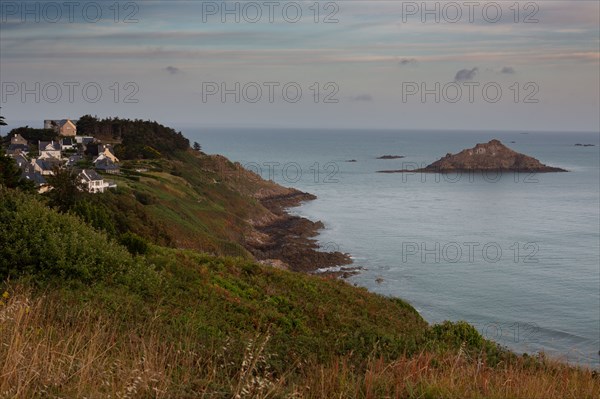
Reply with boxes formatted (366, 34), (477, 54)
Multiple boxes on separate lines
(79, 169), (110, 193)
(7, 133), (30, 155)
(94, 155), (120, 174)
(10, 133), (28, 146)
(31, 158), (60, 176)
(75, 136), (95, 145)
(60, 137), (76, 151)
(38, 141), (62, 159)
(44, 119), (77, 136)
(66, 154), (84, 167)
(21, 168), (49, 193)
(10, 153), (29, 169)
(7, 143), (29, 155)
(98, 144), (119, 163)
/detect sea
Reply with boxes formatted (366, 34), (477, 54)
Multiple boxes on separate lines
(187, 127), (600, 368)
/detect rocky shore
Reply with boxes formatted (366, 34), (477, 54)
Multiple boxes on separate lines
(245, 190), (352, 273)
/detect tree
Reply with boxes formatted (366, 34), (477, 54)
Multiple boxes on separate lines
(45, 167), (86, 212)
(0, 108), (6, 143)
(0, 148), (22, 188)
(8, 126), (56, 143)
(76, 114), (98, 136)
(193, 142), (202, 152)
(0, 148), (34, 192)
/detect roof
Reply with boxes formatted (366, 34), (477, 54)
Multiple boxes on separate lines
(45, 119), (76, 127)
(61, 137), (75, 145)
(21, 169), (47, 186)
(7, 144), (29, 153)
(39, 141), (61, 151)
(11, 154), (29, 169)
(76, 136), (95, 144)
(98, 144), (116, 154)
(94, 157), (119, 170)
(80, 169), (103, 182)
(11, 134), (28, 145)
(34, 158), (60, 171)
(66, 154), (83, 167)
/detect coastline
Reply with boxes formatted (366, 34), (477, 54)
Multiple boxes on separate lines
(245, 190), (353, 273)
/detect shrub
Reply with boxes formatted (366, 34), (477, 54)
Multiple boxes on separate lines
(431, 320), (485, 349)
(134, 191), (156, 205)
(0, 188), (147, 286)
(71, 199), (117, 236)
(119, 232), (149, 255)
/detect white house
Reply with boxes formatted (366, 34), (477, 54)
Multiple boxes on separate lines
(38, 141), (62, 159)
(79, 169), (110, 193)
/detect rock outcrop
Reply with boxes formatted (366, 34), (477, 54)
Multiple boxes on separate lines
(378, 139), (567, 173)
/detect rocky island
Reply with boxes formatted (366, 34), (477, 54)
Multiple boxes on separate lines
(378, 139), (567, 173)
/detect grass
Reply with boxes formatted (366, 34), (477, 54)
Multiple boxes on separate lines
(1, 281), (598, 398)
(101, 153), (263, 257)
(1, 149), (598, 398)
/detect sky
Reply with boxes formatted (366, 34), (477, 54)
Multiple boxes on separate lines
(0, 0), (599, 132)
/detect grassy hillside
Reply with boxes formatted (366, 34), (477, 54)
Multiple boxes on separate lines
(71, 149), (304, 259)
(1, 188), (598, 398)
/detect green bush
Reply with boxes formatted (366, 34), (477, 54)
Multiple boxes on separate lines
(119, 232), (149, 255)
(71, 199), (117, 236)
(134, 191), (156, 205)
(431, 320), (485, 349)
(0, 188), (156, 291)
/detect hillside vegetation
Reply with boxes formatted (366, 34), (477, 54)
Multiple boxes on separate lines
(1, 117), (598, 397)
(1, 189), (598, 398)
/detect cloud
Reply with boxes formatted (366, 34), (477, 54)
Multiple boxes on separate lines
(398, 58), (418, 66)
(350, 94), (373, 102)
(500, 66), (516, 74)
(454, 67), (478, 82)
(164, 66), (181, 75)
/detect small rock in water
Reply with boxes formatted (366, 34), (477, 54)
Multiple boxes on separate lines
(377, 155), (405, 160)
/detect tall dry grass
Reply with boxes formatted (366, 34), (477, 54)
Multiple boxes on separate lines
(294, 349), (599, 398)
(0, 285), (286, 398)
(1, 286), (598, 398)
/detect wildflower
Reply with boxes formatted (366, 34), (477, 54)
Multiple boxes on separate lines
(1, 291), (8, 299)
